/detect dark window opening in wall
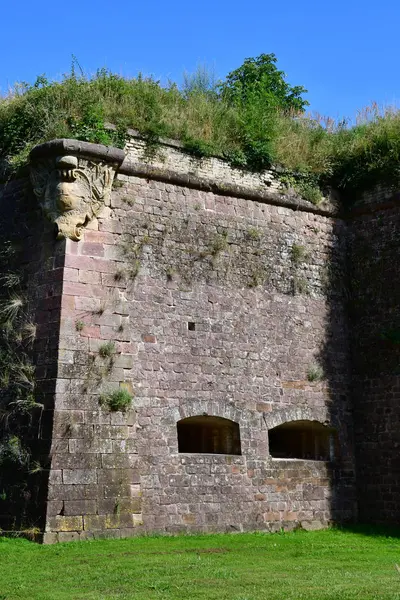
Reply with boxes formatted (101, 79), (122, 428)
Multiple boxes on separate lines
(268, 420), (337, 461)
(177, 416), (241, 455)
(188, 322), (196, 331)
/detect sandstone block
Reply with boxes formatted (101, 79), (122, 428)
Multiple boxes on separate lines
(63, 469), (97, 484)
(64, 500), (97, 516)
(47, 515), (83, 532)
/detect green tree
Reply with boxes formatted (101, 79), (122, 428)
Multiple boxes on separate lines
(219, 53), (309, 113)
(218, 54), (309, 171)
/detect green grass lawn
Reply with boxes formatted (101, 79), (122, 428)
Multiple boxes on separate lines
(1, 528), (399, 599)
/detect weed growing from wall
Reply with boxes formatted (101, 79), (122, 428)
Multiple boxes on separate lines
(98, 341), (116, 358)
(307, 363), (325, 382)
(99, 388), (132, 412)
(119, 214), (282, 291)
(118, 203), (342, 297)
(290, 244), (307, 264)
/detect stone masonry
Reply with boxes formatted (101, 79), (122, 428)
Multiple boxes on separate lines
(1, 132), (396, 541)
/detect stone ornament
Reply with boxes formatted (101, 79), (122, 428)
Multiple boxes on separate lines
(30, 140), (126, 241)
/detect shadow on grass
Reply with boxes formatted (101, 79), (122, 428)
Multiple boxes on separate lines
(337, 523), (400, 539)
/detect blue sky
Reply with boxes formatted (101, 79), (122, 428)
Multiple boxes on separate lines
(1, 0), (399, 120)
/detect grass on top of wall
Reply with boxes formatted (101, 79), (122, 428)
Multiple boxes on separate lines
(2, 59), (400, 203)
(1, 527), (400, 599)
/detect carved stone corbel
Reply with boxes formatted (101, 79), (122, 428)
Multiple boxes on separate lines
(30, 140), (126, 241)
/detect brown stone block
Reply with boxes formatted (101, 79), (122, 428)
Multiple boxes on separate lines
(63, 267), (79, 282)
(85, 410), (111, 425)
(64, 500), (97, 516)
(117, 342), (136, 353)
(52, 453), (101, 469)
(63, 469), (97, 484)
(119, 498), (142, 513)
(281, 380), (307, 390)
(47, 515), (83, 532)
(48, 470), (63, 484)
(81, 325), (101, 338)
(101, 272), (128, 288)
(65, 239), (79, 256)
(99, 219), (123, 234)
(97, 468), (140, 485)
(301, 520), (325, 531)
(43, 532), (59, 544)
(61, 295), (75, 311)
(84, 230), (115, 244)
(78, 270), (102, 284)
(50, 440), (69, 454)
(60, 423), (95, 439)
(254, 493), (266, 501)
(142, 334), (156, 343)
(69, 438), (113, 454)
(102, 483), (132, 499)
(64, 254), (116, 275)
(48, 484), (100, 501)
(256, 402), (272, 412)
(112, 440), (138, 454)
(59, 335), (89, 352)
(79, 531), (95, 541)
(263, 478), (279, 486)
(182, 514), (196, 525)
(283, 511), (298, 521)
(92, 529), (121, 539)
(74, 296), (101, 312)
(46, 500), (64, 516)
(81, 242), (104, 257)
(101, 454), (138, 469)
(119, 381), (135, 395)
(83, 515), (107, 531)
(63, 281), (105, 299)
(119, 527), (141, 538)
(100, 326), (130, 342)
(263, 512), (280, 521)
(95, 425), (129, 439)
(98, 499), (116, 514)
(58, 532), (81, 543)
(111, 354), (135, 369)
(57, 396), (96, 412)
(110, 410), (136, 426)
(104, 513), (138, 529)
(92, 313), (122, 327)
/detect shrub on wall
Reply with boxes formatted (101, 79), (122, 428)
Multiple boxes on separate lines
(99, 388), (133, 412)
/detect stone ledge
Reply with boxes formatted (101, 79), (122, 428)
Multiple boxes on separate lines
(30, 139), (126, 166)
(119, 157), (339, 217)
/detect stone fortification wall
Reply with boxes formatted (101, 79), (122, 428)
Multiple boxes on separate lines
(121, 132), (338, 215)
(25, 137), (355, 542)
(5, 134), (400, 540)
(350, 193), (400, 523)
(0, 136), (359, 541)
(0, 176), (62, 530)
